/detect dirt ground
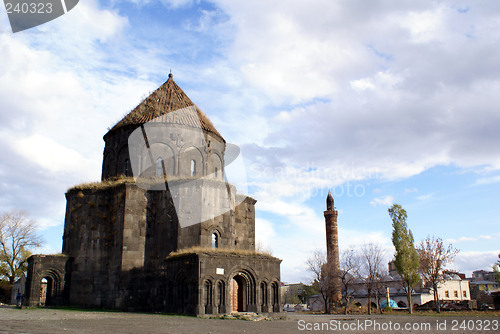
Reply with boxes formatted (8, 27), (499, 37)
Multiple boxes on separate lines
(1, 306), (499, 334)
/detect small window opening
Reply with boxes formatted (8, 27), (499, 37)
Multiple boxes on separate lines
(124, 159), (130, 176)
(212, 232), (218, 249)
(191, 160), (196, 176)
(156, 158), (163, 176)
(215, 167), (218, 178)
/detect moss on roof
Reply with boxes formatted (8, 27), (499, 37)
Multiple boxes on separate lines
(167, 246), (275, 259)
(67, 175), (240, 193)
(67, 176), (136, 192)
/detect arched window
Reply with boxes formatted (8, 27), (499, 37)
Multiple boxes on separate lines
(271, 282), (279, 310)
(156, 158), (163, 176)
(124, 159), (130, 176)
(260, 282), (267, 308)
(217, 281), (225, 311)
(212, 232), (218, 249)
(205, 280), (213, 307)
(191, 160), (196, 176)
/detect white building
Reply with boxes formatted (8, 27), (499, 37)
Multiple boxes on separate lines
(10, 273), (26, 305)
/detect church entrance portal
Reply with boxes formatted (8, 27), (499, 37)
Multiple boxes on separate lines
(39, 277), (53, 306)
(230, 275), (245, 312)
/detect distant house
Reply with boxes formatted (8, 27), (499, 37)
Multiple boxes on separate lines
(280, 283), (309, 305)
(470, 280), (498, 293)
(470, 270), (498, 283)
(10, 273), (26, 305)
(465, 269), (499, 307)
(469, 280), (498, 305)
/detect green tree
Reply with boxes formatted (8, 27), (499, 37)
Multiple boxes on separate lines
(389, 204), (420, 314)
(0, 210), (42, 284)
(493, 254), (500, 286)
(299, 284), (318, 305)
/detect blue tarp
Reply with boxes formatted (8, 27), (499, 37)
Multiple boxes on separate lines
(380, 299), (399, 308)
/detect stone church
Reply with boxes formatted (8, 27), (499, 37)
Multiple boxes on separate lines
(24, 74), (282, 316)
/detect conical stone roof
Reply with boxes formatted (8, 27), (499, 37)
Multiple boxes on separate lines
(110, 74), (224, 141)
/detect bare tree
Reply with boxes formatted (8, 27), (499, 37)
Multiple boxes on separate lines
(373, 268), (389, 314)
(416, 236), (458, 313)
(306, 250), (336, 314)
(359, 243), (386, 315)
(0, 210), (43, 284)
(338, 248), (361, 315)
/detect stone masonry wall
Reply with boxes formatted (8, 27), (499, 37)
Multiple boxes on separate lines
(62, 180), (257, 311)
(63, 184), (128, 308)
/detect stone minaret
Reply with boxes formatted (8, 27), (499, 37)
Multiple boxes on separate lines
(324, 190), (341, 303)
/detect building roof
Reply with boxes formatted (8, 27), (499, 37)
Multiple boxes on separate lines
(110, 74), (224, 141)
(469, 280), (498, 285)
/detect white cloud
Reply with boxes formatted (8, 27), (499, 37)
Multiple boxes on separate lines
(400, 7), (445, 43)
(161, 0), (193, 8)
(255, 218), (276, 249)
(473, 175), (500, 186)
(36, 243), (60, 255)
(404, 188), (418, 194)
(350, 78), (375, 91)
(15, 134), (99, 177)
(446, 235), (497, 244)
(453, 250), (500, 276)
(416, 192), (435, 200)
(200, 1), (500, 188)
(370, 195), (394, 207)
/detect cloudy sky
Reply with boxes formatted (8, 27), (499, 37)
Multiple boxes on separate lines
(1, 0), (499, 283)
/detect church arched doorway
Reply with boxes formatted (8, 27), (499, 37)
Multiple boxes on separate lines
(37, 270), (62, 307)
(230, 275), (245, 312)
(39, 277), (54, 306)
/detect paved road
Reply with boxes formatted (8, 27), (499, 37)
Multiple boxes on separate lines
(1, 306), (498, 333)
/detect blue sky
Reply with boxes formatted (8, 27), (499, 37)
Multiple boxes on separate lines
(1, 0), (499, 283)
